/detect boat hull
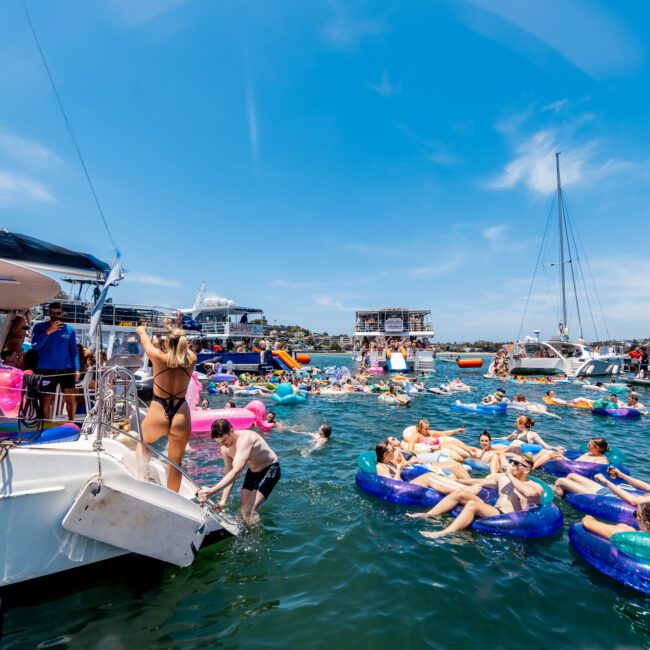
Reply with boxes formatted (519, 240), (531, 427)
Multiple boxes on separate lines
(0, 437), (235, 586)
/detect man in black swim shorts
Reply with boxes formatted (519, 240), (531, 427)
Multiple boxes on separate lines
(197, 419), (281, 524)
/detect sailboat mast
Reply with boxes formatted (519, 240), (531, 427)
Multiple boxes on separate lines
(555, 152), (568, 341)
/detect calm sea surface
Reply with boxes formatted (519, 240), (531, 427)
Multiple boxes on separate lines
(2, 354), (649, 649)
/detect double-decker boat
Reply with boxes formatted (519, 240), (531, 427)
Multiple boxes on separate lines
(352, 308), (435, 372)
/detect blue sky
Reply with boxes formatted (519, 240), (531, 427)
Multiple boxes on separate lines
(1, 0), (649, 340)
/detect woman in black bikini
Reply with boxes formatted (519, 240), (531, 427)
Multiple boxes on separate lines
(136, 326), (196, 492)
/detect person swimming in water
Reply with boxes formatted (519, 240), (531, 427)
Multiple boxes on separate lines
(136, 326), (196, 492)
(406, 453), (542, 539)
(197, 419), (281, 524)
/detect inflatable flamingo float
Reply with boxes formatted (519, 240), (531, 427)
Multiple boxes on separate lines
(186, 373), (274, 432)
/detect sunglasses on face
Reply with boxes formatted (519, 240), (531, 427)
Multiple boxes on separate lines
(508, 458), (530, 469)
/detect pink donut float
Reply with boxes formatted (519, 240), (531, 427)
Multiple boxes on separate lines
(368, 367), (384, 375)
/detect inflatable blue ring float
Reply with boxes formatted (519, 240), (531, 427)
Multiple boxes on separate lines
(564, 492), (638, 527)
(592, 407), (641, 419)
(355, 451), (493, 507)
(449, 476), (563, 538)
(272, 382), (308, 405)
(451, 401), (508, 414)
(211, 374), (237, 382)
(491, 440), (543, 455)
(541, 448), (628, 480)
(569, 523), (650, 596)
(0, 423), (81, 445)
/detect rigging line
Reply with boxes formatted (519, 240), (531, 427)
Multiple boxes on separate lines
(22, 1), (120, 255)
(568, 218), (601, 342)
(516, 195), (556, 342)
(564, 200), (610, 341)
(561, 193), (584, 339)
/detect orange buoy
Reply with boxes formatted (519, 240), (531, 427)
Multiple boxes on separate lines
(457, 358), (483, 369)
(296, 353), (311, 365)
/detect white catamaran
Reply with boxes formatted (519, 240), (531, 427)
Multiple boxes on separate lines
(494, 153), (625, 378)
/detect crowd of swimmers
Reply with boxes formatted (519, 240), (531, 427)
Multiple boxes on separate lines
(371, 414), (650, 540)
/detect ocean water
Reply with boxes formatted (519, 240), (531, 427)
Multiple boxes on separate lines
(2, 354), (649, 649)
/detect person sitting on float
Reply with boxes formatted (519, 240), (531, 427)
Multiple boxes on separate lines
(468, 430), (510, 474)
(384, 436), (471, 480)
(627, 394), (647, 414)
(532, 437), (610, 471)
(494, 415), (563, 453)
(582, 502), (650, 539)
(387, 385), (410, 405)
(375, 441), (475, 494)
(591, 393), (624, 410)
(481, 388), (506, 405)
(545, 389), (594, 407)
(553, 465), (650, 501)
(403, 419), (470, 460)
(407, 453), (543, 539)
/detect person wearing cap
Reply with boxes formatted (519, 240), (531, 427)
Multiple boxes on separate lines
(481, 388), (506, 405)
(406, 452), (542, 539)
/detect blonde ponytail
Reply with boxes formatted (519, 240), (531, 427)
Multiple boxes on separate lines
(166, 328), (191, 368)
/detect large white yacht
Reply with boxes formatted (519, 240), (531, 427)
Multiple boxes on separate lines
(0, 233), (238, 587)
(495, 154), (625, 378)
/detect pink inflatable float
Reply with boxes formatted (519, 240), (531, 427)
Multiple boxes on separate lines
(368, 367), (383, 375)
(0, 365), (23, 418)
(186, 373), (274, 433)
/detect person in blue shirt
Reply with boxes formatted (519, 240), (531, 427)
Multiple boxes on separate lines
(31, 302), (79, 420)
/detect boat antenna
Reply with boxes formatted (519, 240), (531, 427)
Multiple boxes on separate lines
(22, 1), (120, 256)
(555, 152), (568, 341)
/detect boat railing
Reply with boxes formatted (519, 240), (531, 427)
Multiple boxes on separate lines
(36, 300), (173, 328)
(355, 319), (433, 334)
(92, 366), (144, 445)
(200, 322), (228, 335)
(89, 365), (238, 532)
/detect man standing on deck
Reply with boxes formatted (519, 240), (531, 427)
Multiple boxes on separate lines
(197, 419), (281, 524)
(31, 302), (80, 420)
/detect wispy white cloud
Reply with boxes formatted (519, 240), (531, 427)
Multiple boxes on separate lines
(107, 0), (191, 29)
(368, 71), (402, 97)
(0, 128), (62, 168)
(323, 5), (390, 48)
(487, 126), (635, 195)
(397, 123), (462, 167)
(314, 296), (356, 312)
(482, 224), (507, 241)
(406, 254), (464, 277)
(127, 273), (182, 288)
(423, 150), (461, 166)
(0, 171), (54, 205)
(542, 99), (569, 114)
(344, 242), (410, 258)
(463, 0), (643, 79)
(246, 83), (259, 163)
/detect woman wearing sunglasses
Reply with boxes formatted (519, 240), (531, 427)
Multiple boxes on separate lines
(407, 453), (542, 539)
